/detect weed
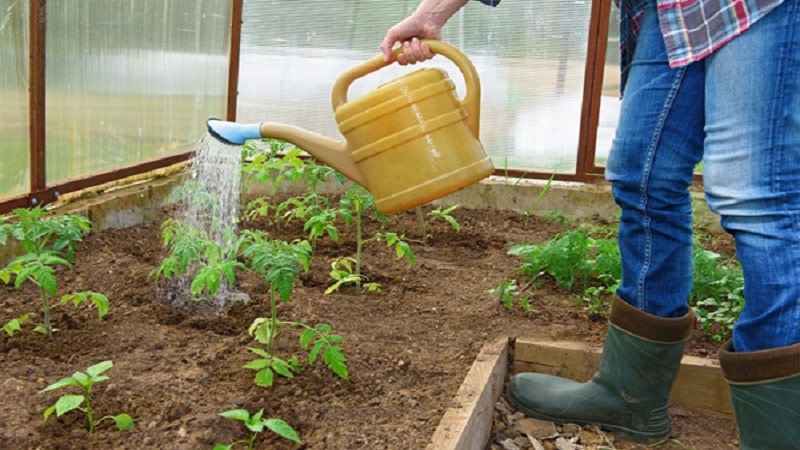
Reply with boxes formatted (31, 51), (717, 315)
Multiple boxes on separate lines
(488, 278), (539, 312)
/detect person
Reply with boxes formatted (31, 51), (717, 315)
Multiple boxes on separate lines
(381, 0), (800, 448)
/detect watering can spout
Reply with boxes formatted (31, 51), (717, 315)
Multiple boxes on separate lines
(206, 118), (366, 187)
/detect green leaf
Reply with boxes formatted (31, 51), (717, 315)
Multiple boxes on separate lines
(309, 340), (325, 364)
(329, 360), (349, 380)
(43, 404), (57, 421)
(299, 328), (316, 349)
(112, 413), (135, 431)
(254, 368), (274, 387)
(265, 418), (302, 443)
(86, 360), (113, 378)
(247, 347), (272, 359)
(271, 358), (295, 379)
(2, 314), (30, 336)
(243, 359), (272, 370)
(219, 409), (251, 422)
(61, 291), (110, 319)
(41, 377), (79, 392)
(54, 394), (85, 417)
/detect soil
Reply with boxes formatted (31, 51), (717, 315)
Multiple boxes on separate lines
(0, 197), (739, 450)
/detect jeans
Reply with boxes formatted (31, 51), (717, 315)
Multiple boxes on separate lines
(606, 0), (800, 352)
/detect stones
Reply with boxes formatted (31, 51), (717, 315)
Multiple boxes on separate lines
(490, 398), (617, 450)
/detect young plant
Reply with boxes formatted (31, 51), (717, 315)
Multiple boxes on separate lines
(2, 313), (31, 336)
(242, 143), (344, 228)
(0, 207), (107, 338)
(330, 186), (415, 293)
(149, 217), (245, 299)
(214, 408), (300, 449)
(417, 205), (461, 244)
(240, 230), (348, 387)
(508, 219), (744, 341)
(41, 360), (134, 433)
(325, 257), (381, 295)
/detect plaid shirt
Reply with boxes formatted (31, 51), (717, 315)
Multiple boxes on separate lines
(618, 0), (784, 91)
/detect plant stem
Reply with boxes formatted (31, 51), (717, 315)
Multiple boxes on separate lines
(85, 390), (95, 433)
(354, 204), (363, 291)
(40, 287), (52, 339)
(267, 287), (278, 355)
(416, 207), (427, 245)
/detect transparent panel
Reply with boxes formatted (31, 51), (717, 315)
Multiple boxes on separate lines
(44, 0), (231, 184)
(238, 0), (593, 174)
(0, 0), (30, 198)
(595, 5), (621, 168)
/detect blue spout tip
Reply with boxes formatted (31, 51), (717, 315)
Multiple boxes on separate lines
(206, 118), (261, 145)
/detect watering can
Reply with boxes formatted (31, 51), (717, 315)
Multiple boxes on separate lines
(207, 40), (494, 215)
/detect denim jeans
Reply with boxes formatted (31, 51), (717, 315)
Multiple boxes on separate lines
(606, 0), (800, 351)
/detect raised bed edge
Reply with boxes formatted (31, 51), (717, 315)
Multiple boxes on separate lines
(429, 337), (733, 449)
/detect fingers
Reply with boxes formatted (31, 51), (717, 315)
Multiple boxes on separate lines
(396, 38), (434, 65)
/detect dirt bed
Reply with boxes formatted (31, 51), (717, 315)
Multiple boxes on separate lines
(0, 200), (738, 449)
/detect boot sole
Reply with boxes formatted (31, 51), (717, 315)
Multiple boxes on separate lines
(506, 390), (671, 444)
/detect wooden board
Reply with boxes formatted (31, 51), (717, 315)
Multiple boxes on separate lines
(427, 336), (509, 450)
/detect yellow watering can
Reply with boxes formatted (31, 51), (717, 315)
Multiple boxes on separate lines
(207, 40), (494, 214)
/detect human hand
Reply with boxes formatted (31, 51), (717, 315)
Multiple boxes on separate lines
(380, 0), (470, 65)
(380, 24), (439, 66)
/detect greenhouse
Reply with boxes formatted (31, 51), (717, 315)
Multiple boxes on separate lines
(0, 1), (767, 449)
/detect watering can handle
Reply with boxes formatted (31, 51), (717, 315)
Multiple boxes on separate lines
(331, 40), (481, 137)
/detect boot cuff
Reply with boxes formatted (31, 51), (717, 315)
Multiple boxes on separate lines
(609, 297), (694, 344)
(719, 340), (800, 384)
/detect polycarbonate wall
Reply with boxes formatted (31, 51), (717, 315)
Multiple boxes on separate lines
(0, 0), (31, 198)
(43, 0), (232, 185)
(237, 0), (610, 173)
(0, 0), (232, 198)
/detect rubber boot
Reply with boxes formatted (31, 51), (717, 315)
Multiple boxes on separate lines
(506, 297), (694, 442)
(718, 341), (800, 450)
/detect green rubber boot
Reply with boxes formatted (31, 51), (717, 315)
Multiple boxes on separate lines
(506, 297), (694, 442)
(719, 341), (800, 450)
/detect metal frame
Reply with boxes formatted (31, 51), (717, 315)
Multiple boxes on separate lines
(2, 0), (609, 215)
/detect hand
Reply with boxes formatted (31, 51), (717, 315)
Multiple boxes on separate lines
(380, 0), (468, 65)
(381, 29), (438, 66)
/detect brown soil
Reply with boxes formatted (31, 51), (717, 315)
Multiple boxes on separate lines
(0, 198), (738, 450)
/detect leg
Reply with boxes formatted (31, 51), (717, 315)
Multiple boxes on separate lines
(506, 1), (700, 441)
(704, 1), (800, 447)
(605, 1), (705, 318)
(703, 0), (800, 353)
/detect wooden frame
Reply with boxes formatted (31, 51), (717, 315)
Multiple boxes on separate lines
(429, 337), (733, 449)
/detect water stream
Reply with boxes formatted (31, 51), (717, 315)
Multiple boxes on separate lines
(160, 133), (250, 313)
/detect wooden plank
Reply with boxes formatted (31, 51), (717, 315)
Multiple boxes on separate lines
(512, 338), (733, 418)
(428, 337), (509, 450)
